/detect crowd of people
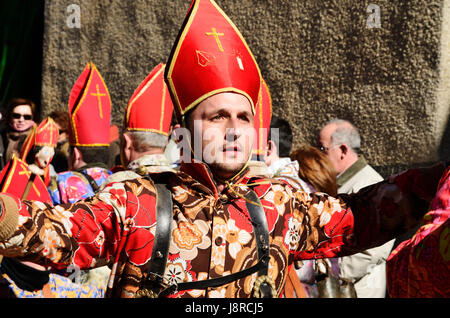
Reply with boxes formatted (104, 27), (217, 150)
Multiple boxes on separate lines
(0, 0), (448, 299)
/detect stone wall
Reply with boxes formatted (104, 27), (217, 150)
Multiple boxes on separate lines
(41, 0), (450, 176)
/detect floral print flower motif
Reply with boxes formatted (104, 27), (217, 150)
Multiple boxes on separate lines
(211, 220), (227, 271)
(64, 176), (87, 202)
(123, 218), (135, 231)
(173, 185), (189, 202)
(98, 183), (128, 219)
(164, 256), (193, 289)
(41, 228), (62, 261)
(170, 220), (211, 261)
(226, 218), (251, 259)
(109, 188), (126, 207)
(52, 205), (74, 233)
(284, 215), (301, 251)
(264, 184), (292, 216)
(94, 230), (105, 248)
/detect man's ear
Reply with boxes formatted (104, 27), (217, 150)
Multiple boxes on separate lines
(123, 133), (133, 151)
(73, 146), (82, 162)
(264, 140), (278, 166)
(339, 144), (348, 157)
(172, 124), (182, 143)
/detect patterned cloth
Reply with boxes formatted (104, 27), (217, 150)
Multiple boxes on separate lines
(387, 167), (450, 297)
(0, 161), (445, 298)
(267, 158), (316, 193)
(103, 154), (176, 186)
(0, 272), (104, 298)
(48, 166), (112, 204)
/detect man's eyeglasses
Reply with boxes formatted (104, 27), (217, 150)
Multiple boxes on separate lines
(12, 113), (33, 120)
(319, 145), (329, 152)
(318, 144), (339, 153)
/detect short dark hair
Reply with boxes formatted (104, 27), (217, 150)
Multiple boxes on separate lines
(269, 116), (293, 157)
(71, 146), (110, 165)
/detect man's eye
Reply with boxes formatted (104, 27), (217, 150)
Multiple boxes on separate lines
(211, 114), (225, 121)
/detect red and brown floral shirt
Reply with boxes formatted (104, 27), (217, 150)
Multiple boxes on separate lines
(0, 162), (445, 298)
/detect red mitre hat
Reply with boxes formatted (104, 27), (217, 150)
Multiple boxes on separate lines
(124, 63), (173, 135)
(20, 117), (59, 160)
(35, 117), (59, 147)
(0, 156), (52, 203)
(252, 78), (272, 158)
(68, 62), (111, 147)
(165, 0), (261, 121)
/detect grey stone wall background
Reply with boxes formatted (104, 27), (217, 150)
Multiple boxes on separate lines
(41, 0), (450, 177)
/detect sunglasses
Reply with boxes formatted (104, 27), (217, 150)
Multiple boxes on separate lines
(12, 113), (33, 120)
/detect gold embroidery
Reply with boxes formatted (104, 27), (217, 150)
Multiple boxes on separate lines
(205, 27), (224, 52)
(196, 50), (216, 67)
(91, 84), (106, 119)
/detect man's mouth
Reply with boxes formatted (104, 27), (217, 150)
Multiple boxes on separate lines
(223, 145), (241, 153)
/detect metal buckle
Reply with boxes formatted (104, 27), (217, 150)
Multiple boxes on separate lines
(135, 272), (178, 298)
(135, 288), (159, 298)
(252, 275), (276, 298)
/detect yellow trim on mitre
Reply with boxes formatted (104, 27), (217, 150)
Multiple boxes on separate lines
(126, 65), (165, 128)
(70, 62), (111, 146)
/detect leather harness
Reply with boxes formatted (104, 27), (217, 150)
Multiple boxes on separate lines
(136, 177), (274, 298)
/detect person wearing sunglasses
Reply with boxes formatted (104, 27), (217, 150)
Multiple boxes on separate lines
(0, 98), (36, 167)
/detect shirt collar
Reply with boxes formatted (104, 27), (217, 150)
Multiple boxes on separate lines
(337, 156), (368, 187)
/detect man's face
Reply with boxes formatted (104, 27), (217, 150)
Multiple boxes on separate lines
(186, 92), (255, 180)
(318, 123), (343, 174)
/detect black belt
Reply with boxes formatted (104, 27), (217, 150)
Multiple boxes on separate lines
(136, 184), (273, 298)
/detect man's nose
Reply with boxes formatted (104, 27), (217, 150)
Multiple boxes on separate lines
(225, 119), (242, 141)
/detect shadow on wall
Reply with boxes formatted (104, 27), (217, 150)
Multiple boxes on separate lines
(439, 116), (450, 162)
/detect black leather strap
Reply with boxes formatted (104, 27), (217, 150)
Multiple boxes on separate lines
(79, 171), (99, 192)
(140, 187), (271, 298)
(145, 183), (173, 289)
(244, 190), (270, 277)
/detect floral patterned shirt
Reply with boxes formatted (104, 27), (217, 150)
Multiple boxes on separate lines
(0, 161), (445, 298)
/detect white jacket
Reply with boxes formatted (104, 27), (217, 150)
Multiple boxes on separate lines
(336, 157), (394, 298)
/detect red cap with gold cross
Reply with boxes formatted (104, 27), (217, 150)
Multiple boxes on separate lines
(165, 0), (261, 122)
(68, 62), (111, 147)
(0, 156), (52, 203)
(252, 78), (272, 159)
(20, 117), (59, 160)
(124, 63), (173, 135)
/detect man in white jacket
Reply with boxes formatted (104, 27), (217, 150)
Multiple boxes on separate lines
(318, 119), (394, 298)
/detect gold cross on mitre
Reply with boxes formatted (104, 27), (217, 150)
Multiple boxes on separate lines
(205, 27), (224, 52)
(90, 84), (106, 119)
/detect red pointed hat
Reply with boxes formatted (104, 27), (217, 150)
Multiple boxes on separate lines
(0, 156), (52, 203)
(20, 117), (59, 160)
(124, 63), (173, 135)
(252, 78), (272, 158)
(165, 0), (261, 121)
(35, 117), (59, 147)
(68, 62), (111, 147)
